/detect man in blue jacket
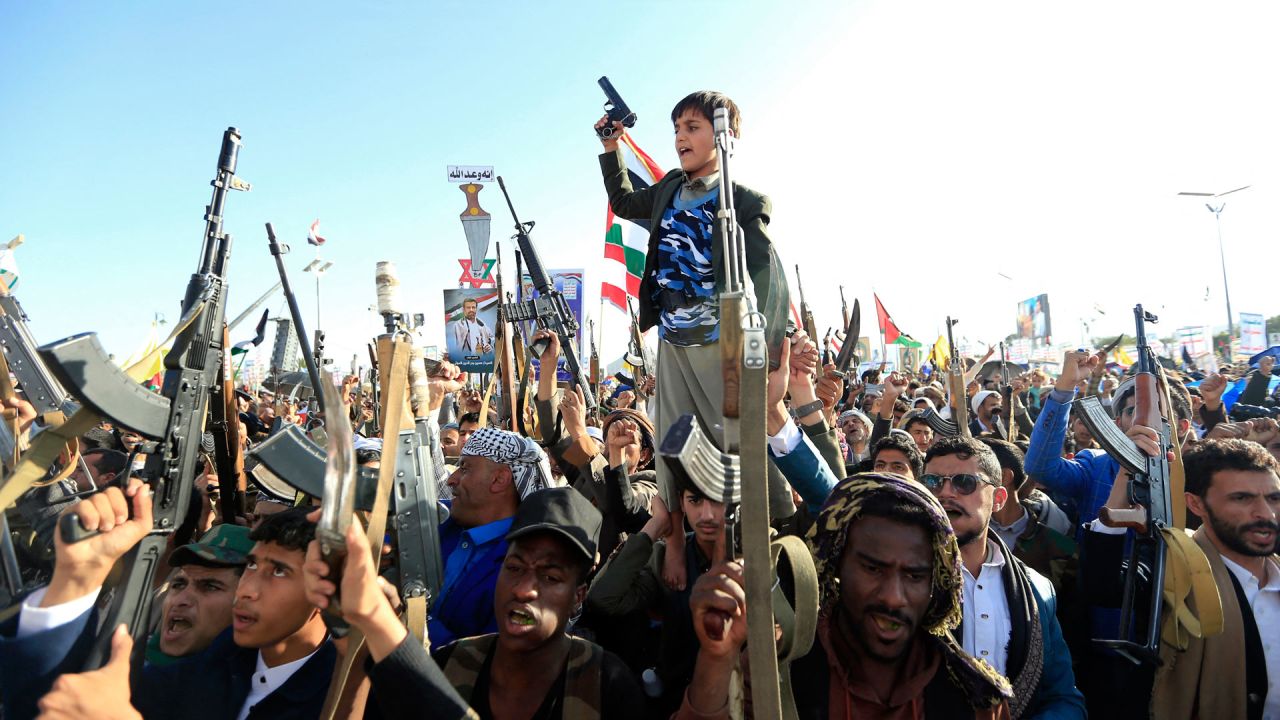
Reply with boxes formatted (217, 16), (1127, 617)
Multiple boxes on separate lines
(0, 483), (334, 720)
(1025, 350), (1198, 534)
(924, 437), (1086, 719)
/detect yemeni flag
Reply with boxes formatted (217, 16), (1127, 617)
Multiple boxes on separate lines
(602, 133), (665, 312)
(232, 309), (270, 356)
(307, 219), (326, 247)
(874, 293), (922, 348)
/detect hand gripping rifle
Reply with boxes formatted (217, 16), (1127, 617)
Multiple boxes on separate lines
(35, 127), (250, 670)
(1074, 305), (1175, 665)
(659, 107), (810, 719)
(495, 177), (595, 410)
(919, 316), (969, 438)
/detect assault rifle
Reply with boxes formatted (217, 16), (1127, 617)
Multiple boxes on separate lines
(795, 265), (818, 347)
(496, 177), (595, 410)
(38, 127), (250, 669)
(919, 316), (969, 438)
(1075, 305), (1173, 665)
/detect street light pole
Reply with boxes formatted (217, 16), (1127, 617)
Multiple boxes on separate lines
(1177, 185), (1249, 340)
(302, 259), (335, 335)
(1208, 203), (1234, 337)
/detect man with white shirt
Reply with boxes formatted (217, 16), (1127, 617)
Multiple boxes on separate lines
(1082, 437), (1280, 720)
(449, 297), (493, 356)
(0, 489), (334, 720)
(923, 437), (1085, 719)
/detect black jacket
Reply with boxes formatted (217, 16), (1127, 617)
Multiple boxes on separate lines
(599, 150), (791, 361)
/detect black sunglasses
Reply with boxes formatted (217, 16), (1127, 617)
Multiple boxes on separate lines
(919, 473), (996, 496)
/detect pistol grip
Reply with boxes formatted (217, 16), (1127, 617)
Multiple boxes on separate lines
(59, 512), (101, 544)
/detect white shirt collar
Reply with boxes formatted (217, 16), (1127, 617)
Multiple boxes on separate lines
(1219, 553), (1280, 593)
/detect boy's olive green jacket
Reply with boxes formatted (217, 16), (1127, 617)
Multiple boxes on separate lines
(599, 149), (791, 361)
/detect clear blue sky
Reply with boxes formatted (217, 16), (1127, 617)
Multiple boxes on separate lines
(4, 0), (1278, 374)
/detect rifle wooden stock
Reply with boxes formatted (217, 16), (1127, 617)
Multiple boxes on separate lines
(213, 324), (248, 521)
(720, 294), (744, 423)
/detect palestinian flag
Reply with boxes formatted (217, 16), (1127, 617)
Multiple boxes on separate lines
(602, 133), (665, 312)
(874, 293), (921, 347)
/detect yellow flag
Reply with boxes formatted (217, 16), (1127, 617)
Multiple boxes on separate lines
(119, 322), (166, 383)
(1114, 346), (1136, 368)
(930, 335), (950, 371)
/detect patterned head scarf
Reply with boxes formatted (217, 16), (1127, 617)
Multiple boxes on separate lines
(805, 471), (964, 636)
(461, 427), (560, 501)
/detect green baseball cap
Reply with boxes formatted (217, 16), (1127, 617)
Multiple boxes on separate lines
(169, 524), (254, 567)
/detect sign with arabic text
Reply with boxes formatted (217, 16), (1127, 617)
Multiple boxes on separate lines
(447, 165), (495, 183)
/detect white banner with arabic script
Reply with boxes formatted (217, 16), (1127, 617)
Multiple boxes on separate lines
(447, 165), (495, 183)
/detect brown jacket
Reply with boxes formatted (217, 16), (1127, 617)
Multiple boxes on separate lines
(1151, 528), (1276, 719)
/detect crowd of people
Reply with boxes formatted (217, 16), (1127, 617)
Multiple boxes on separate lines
(0, 90), (1277, 720)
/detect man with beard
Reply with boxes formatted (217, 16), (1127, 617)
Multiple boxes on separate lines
(922, 437), (1084, 719)
(451, 297), (493, 355)
(675, 472), (1013, 718)
(838, 409), (873, 469)
(1082, 438), (1280, 719)
(969, 390), (1007, 438)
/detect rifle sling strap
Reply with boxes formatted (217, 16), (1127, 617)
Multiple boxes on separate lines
(1159, 528), (1224, 651)
(771, 535), (819, 720)
(0, 408), (97, 510)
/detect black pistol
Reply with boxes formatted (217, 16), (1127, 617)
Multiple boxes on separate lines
(595, 76), (637, 139)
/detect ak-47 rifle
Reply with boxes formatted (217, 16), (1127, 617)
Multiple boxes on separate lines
(919, 316), (969, 438)
(37, 127), (250, 669)
(997, 341), (1017, 442)
(795, 265), (819, 348)
(659, 107), (809, 719)
(1074, 305), (1173, 665)
(495, 177), (595, 410)
(821, 328), (833, 366)
(626, 296), (655, 399)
